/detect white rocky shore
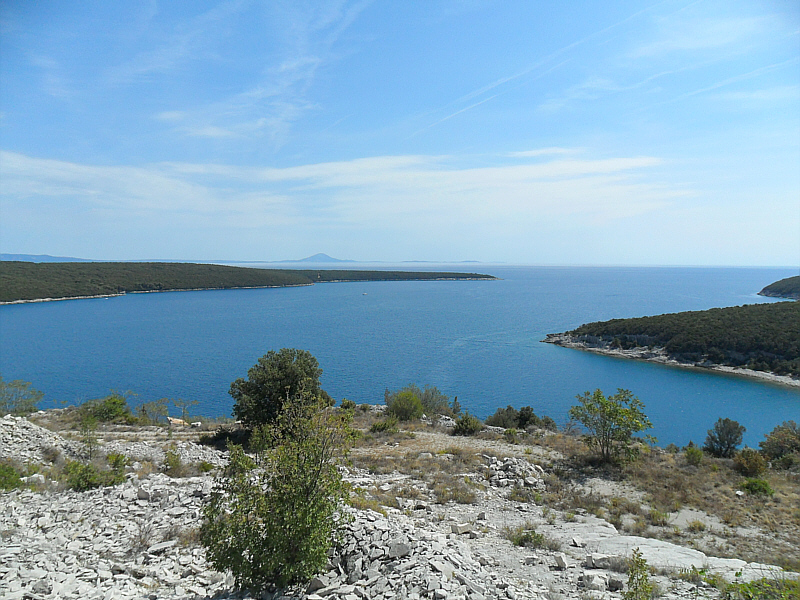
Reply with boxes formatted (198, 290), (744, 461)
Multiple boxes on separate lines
(0, 414), (794, 600)
(543, 333), (800, 389)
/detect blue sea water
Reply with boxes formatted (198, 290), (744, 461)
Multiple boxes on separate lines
(1, 265), (798, 447)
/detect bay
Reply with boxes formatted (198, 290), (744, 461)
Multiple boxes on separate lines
(1, 265), (797, 447)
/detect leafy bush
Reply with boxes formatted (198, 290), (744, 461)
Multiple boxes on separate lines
(504, 428), (518, 444)
(452, 412), (483, 436)
(568, 389), (653, 463)
(0, 376), (43, 416)
(721, 577), (800, 600)
(624, 548), (653, 600)
(63, 461), (124, 491)
(163, 446), (183, 477)
(82, 393), (134, 422)
(340, 398), (356, 411)
(759, 421), (800, 460)
(704, 418), (745, 458)
(733, 448), (766, 477)
(486, 405), (518, 428)
(740, 478), (773, 497)
(229, 349), (331, 429)
(370, 415), (399, 434)
(385, 384), (458, 417)
(106, 452), (130, 472)
(685, 446), (703, 466)
(502, 523), (560, 551)
(201, 395), (353, 591)
(0, 463), (23, 490)
(386, 390), (423, 421)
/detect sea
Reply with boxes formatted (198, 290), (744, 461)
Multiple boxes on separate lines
(1, 265), (798, 447)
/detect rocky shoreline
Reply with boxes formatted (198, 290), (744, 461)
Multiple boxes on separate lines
(543, 333), (800, 389)
(1, 413), (796, 600)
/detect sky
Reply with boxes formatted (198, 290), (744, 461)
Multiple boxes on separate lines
(1, 0), (798, 266)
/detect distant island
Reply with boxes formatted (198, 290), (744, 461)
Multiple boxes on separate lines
(0, 262), (496, 303)
(759, 275), (800, 300)
(544, 300), (800, 385)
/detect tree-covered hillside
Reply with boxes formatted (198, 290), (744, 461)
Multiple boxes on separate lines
(0, 262), (495, 303)
(759, 276), (800, 300)
(565, 301), (800, 377)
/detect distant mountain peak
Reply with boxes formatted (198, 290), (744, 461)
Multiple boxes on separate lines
(296, 253), (350, 263)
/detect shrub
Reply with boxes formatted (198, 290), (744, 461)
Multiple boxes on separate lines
(106, 452), (130, 473)
(721, 577), (800, 600)
(685, 446), (703, 466)
(624, 548), (653, 600)
(163, 446), (183, 477)
(502, 523), (561, 551)
(386, 390), (423, 421)
(504, 428), (518, 444)
(201, 395), (353, 591)
(370, 415), (399, 434)
(0, 376), (43, 416)
(63, 461), (124, 491)
(704, 418), (745, 458)
(0, 463), (22, 490)
(740, 478), (773, 497)
(733, 448), (767, 477)
(82, 393), (134, 423)
(340, 398), (356, 411)
(385, 384), (457, 417)
(486, 405), (518, 428)
(229, 349), (331, 429)
(568, 388), (653, 463)
(760, 421), (800, 460)
(452, 412), (483, 436)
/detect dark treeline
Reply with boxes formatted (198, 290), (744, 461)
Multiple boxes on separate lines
(0, 262), (495, 303)
(759, 275), (800, 299)
(567, 301), (800, 377)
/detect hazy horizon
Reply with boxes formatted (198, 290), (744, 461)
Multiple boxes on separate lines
(1, 2), (798, 266)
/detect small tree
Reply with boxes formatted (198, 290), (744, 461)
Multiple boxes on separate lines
(759, 420), (800, 460)
(172, 398), (199, 423)
(568, 389), (653, 463)
(0, 376), (44, 415)
(704, 418), (745, 458)
(230, 349), (330, 428)
(201, 395), (353, 591)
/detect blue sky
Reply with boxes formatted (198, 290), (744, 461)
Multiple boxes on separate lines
(1, 1), (798, 265)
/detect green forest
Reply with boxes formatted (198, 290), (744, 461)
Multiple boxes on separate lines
(565, 301), (800, 377)
(0, 262), (495, 303)
(759, 275), (800, 299)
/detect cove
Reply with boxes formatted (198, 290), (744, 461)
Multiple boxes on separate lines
(1, 265), (797, 447)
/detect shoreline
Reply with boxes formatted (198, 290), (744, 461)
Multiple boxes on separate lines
(543, 333), (800, 389)
(0, 276), (496, 306)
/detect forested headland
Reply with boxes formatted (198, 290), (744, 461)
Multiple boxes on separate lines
(0, 261), (496, 303)
(759, 275), (800, 299)
(546, 301), (800, 378)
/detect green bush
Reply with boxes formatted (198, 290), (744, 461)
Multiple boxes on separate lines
(340, 398), (356, 411)
(624, 548), (653, 600)
(385, 384), (457, 417)
(82, 393), (134, 423)
(164, 446), (183, 476)
(452, 412), (483, 436)
(370, 415), (399, 433)
(106, 452), (130, 473)
(486, 405), (518, 428)
(504, 428), (518, 444)
(722, 577), (800, 599)
(502, 523), (560, 550)
(733, 448), (767, 477)
(704, 418), (745, 458)
(740, 478), (773, 497)
(0, 463), (23, 490)
(685, 446), (703, 466)
(201, 395), (353, 591)
(759, 421), (800, 460)
(0, 376), (43, 416)
(386, 390), (424, 421)
(63, 461), (124, 491)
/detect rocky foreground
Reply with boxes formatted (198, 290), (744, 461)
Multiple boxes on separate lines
(0, 413), (794, 600)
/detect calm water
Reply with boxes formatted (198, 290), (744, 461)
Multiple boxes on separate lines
(1, 266), (798, 447)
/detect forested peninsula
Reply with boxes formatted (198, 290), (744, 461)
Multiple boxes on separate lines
(759, 275), (800, 299)
(545, 301), (800, 384)
(0, 261), (496, 303)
